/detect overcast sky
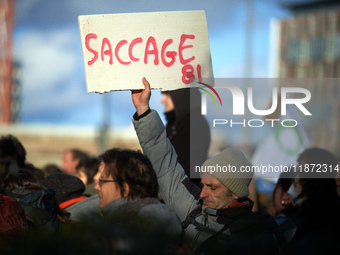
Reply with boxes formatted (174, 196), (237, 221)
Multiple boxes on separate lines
(14, 0), (293, 129)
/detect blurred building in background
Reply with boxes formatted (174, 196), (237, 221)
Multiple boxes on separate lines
(271, 0), (340, 153)
(11, 61), (22, 123)
(0, 0), (20, 124)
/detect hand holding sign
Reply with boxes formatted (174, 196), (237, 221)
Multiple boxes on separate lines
(131, 77), (151, 116)
(78, 11), (214, 92)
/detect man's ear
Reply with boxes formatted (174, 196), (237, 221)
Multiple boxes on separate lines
(232, 193), (239, 200)
(123, 182), (130, 197)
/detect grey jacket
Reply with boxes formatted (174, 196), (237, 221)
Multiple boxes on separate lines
(133, 110), (228, 249)
(102, 196), (183, 238)
(66, 194), (101, 222)
(132, 110), (285, 254)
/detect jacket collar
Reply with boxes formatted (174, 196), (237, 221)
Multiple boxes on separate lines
(203, 198), (254, 224)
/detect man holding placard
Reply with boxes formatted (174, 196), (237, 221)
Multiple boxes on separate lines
(130, 77), (284, 253)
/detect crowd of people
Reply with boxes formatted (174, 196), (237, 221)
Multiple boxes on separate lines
(0, 77), (339, 254)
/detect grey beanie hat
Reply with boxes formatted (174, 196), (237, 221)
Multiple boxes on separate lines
(201, 148), (253, 198)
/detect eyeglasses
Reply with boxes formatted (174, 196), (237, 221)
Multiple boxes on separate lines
(98, 178), (118, 187)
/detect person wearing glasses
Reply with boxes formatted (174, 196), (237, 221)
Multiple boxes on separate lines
(93, 147), (182, 243)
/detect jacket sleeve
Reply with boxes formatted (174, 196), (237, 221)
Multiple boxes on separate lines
(133, 110), (198, 221)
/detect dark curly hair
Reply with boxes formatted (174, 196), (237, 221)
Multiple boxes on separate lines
(99, 148), (159, 200)
(0, 135), (26, 166)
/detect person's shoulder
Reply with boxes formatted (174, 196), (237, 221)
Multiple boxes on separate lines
(139, 202), (183, 235)
(66, 194), (101, 222)
(140, 201), (173, 214)
(67, 194), (99, 210)
(19, 188), (56, 206)
(139, 202), (180, 224)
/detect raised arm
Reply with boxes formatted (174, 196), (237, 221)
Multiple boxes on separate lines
(131, 78), (199, 220)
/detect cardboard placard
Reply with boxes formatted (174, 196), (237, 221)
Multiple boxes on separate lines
(78, 11), (214, 92)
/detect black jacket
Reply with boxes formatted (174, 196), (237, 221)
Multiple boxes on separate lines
(182, 197), (284, 255)
(164, 88), (210, 183)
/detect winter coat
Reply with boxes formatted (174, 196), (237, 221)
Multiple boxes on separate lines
(101, 196), (182, 237)
(133, 110), (283, 254)
(8, 188), (59, 231)
(66, 194), (101, 222)
(0, 193), (28, 235)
